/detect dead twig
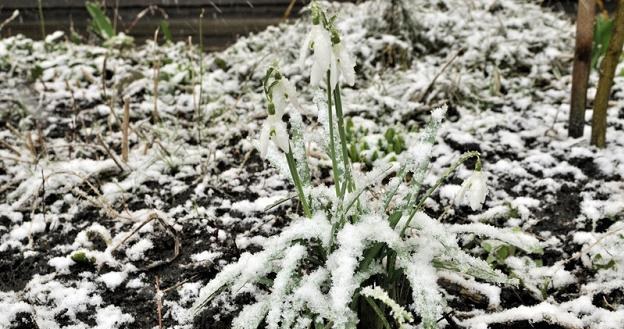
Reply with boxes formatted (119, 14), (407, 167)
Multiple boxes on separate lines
(121, 97), (130, 162)
(25, 132), (38, 160)
(112, 212), (181, 271)
(0, 10), (19, 32)
(126, 5), (169, 34)
(161, 274), (199, 294)
(155, 275), (164, 329)
(40, 169), (46, 222)
(559, 225), (624, 268)
(65, 79), (78, 157)
(0, 139), (21, 156)
(283, 0), (297, 19)
(152, 28), (162, 123)
(96, 134), (126, 172)
(415, 49), (462, 103)
(101, 54), (108, 99)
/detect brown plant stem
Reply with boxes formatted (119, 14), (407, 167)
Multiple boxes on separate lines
(155, 275), (164, 329)
(591, 0), (624, 147)
(569, 0), (595, 138)
(121, 97), (130, 162)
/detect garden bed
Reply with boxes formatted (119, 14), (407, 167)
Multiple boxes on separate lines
(1, 0), (623, 328)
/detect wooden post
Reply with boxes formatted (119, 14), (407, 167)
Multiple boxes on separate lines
(569, 0), (596, 138)
(591, 0), (624, 147)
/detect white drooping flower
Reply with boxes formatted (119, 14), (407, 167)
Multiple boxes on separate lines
(272, 77), (301, 115)
(454, 171), (488, 211)
(259, 114), (289, 158)
(330, 42), (356, 88)
(299, 2), (355, 90)
(300, 24), (332, 87)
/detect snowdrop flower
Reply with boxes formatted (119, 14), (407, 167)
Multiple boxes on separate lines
(259, 114), (289, 159)
(329, 41), (356, 88)
(300, 24), (332, 87)
(454, 170), (488, 211)
(271, 75), (301, 115)
(299, 2), (355, 89)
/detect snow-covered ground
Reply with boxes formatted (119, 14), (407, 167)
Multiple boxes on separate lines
(0, 0), (623, 328)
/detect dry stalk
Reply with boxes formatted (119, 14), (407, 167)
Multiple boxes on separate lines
(283, 0), (297, 19)
(72, 187), (121, 220)
(25, 132), (37, 160)
(112, 212), (181, 270)
(36, 125), (47, 157)
(101, 54), (108, 99)
(0, 140), (21, 156)
(161, 275), (199, 294)
(0, 10), (20, 32)
(126, 5), (168, 33)
(65, 79), (78, 157)
(0, 155), (31, 164)
(6, 123), (23, 139)
(96, 134), (126, 172)
(122, 97), (130, 162)
(415, 49), (462, 103)
(155, 275), (164, 329)
(152, 28), (162, 123)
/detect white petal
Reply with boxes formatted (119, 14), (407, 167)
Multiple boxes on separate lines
(311, 60), (325, 87)
(469, 173), (488, 211)
(329, 53), (339, 91)
(299, 31), (313, 70)
(454, 179), (470, 207)
(272, 121), (290, 152)
(310, 26), (332, 86)
(336, 44), (355, 86)
(259, 121), (271, 159)
(272, 84), (287, 117)
(281, 78), (301, 110)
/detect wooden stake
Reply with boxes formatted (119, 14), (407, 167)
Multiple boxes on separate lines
(569, 0), (595, 138)
(591, 0), (624, 147)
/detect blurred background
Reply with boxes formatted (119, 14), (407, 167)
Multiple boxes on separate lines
(0, 0), (604, 52)
(0, 0), (351, 51)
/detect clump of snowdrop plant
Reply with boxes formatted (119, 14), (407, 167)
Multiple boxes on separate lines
(192, 2), (539, 328)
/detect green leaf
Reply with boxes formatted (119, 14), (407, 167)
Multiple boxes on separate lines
(384, 128), (395, 142)
(481, 241), (493, 252)
(30, 65), (43, 81)
(592, 14), (615, 70)
(495, 245), (510, 261)
(160, 20), (173, 43)
(71, 251), (95, 265)
(86, 2), (114, 40)
(388, 210), (403, 228)
(214, 57), (229, 71)
(362, 296), (392, 329)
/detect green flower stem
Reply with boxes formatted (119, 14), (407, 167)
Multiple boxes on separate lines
(383, 165), (406, 212)
(400, 151), (480, 237)
(286, 145), (312, 218)
(333, 84), (355, 195)
(363, 296), (392, 329)
(326, 71), (341, 197)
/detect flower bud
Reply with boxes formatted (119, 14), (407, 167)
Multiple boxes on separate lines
(268, 102), (276, 115)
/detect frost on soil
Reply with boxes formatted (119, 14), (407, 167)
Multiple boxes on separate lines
(0, 0), (624, 328)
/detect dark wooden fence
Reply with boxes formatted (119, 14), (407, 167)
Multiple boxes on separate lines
(0, 0), (353, 50)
